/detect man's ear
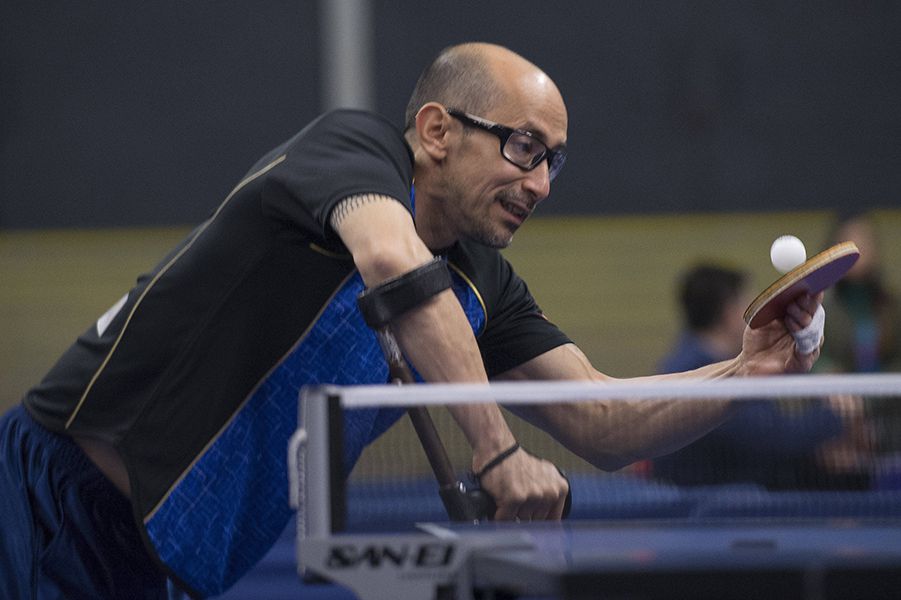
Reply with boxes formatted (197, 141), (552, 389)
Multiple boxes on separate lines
(413, 103), (452, 161)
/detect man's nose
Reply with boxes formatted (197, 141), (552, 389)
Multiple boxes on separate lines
(522, 161), (551, 202)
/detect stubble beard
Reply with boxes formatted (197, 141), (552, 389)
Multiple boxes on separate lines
(462, 216), (515, 249)
(456, 189), (522, 249)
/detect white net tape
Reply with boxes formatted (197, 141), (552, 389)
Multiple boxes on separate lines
(337, 373), (901, 408)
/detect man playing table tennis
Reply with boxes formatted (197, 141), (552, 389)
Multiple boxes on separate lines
(0, 42), (824, 598)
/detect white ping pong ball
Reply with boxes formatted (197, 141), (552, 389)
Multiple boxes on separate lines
(770, 235), (807, 274)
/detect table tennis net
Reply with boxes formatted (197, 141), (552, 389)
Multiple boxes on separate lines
(292, 374), (901, 537)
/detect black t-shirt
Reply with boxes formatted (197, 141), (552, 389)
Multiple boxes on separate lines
(23, 109), (571, 595)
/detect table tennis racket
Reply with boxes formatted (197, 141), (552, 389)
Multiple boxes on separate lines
(743, 241), (859, 329)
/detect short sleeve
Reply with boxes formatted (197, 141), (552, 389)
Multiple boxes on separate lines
(479, 272), (572, 376)
(261, 110), (414, 240)
(449, 243), (571, 377)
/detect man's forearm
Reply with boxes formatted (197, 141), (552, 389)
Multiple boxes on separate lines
(500, 345), (738, 471)
(332, 197), (519, 466)
(391, 289), (517, 462)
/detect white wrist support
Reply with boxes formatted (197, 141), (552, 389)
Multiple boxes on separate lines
(792, 304), (825, 355)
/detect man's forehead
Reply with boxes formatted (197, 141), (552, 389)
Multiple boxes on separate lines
(495, 105), (568, 148)
(491, 71), (567, 144)
(523, 113), (567, 145)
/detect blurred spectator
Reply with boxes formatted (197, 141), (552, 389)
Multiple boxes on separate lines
(652, 263), (870, 490)
(657, 264), (748, 375)
(818, 211), (901, 458)
(818, 211), (901, 374)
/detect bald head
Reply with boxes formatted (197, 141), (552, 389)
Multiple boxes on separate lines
(404, 43), (563, 131)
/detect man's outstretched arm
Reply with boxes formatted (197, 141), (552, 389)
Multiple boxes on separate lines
(496, 293), (824, 471)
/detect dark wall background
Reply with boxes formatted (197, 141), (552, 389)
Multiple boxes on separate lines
(2, 2), (899, 228)
(1, 1), (321, 228)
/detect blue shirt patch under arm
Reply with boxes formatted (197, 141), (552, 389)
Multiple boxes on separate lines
(144, 265), (485, 596)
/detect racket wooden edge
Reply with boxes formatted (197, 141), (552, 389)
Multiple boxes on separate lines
(743, 241), (859, 328)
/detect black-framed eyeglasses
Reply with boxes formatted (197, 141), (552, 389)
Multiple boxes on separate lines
(446, 108), (567, 181)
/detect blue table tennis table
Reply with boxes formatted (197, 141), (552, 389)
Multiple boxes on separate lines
(464, 520), (901, 599)
(297, 519), (901, 599)
(291, 382), (901, 599)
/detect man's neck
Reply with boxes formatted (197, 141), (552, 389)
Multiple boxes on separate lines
(411, 183), (458, 251)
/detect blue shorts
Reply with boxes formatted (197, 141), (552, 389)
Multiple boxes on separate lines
(0, 405), (169, 599)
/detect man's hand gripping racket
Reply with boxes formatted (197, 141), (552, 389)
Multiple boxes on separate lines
(744, 242), (860, 352)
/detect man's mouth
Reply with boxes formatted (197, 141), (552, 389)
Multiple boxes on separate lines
(499, 198), (530, 220)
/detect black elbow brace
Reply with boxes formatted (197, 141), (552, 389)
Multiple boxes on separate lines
(356, 257), (453, 329)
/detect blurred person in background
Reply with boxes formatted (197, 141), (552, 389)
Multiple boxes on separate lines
(818, 211), (901, 374)
(817, 211), (901, 462)
(652, 263), (871, 490)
